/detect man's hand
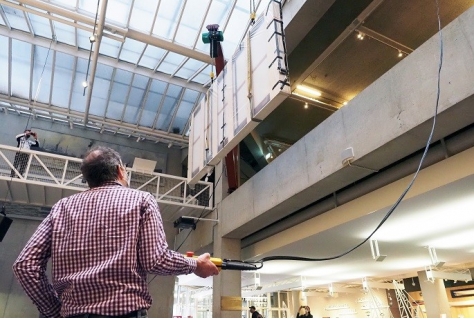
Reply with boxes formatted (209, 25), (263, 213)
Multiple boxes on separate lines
(193, 253), (220, 278)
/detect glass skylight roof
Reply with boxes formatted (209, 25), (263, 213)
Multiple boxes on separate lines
(0, 0), (264, 145)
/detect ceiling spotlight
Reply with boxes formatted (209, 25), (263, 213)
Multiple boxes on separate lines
(398, 50), (403, 58)
(412, 278), (416, 286)
(304, 103), (308, 109)
(89, 34), (97, 43)
(168, 142), (173, 148)
(82, 81), (88, 88)
(265, 153), (271, 160)
(357, 32), (365, 40)
(343, 101), (348, 106)
(136, 136), (141, 142)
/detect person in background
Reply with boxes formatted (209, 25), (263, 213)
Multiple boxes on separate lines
(296, 306), (313, 318)
(10, 129), (39, 177)
(249, 305), (263, 318)
(13, 146), (219, 318)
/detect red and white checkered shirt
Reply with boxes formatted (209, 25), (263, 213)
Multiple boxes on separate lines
(13, 182), (197, 317)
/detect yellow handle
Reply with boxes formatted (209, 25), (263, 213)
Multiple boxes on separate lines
(185, 252), (223, 267)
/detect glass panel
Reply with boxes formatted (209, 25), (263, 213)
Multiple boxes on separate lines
(32, 45), (54, 104)
(174, 0), (210, 47)
(99, 36), (122, 58)
(106, 69), (133, 120)
(155, 95), (178, 131)
(269, 292), (278, 307)
(119, 38), (145, 64)
(0, 12), (4, 26)
(156, 52), (186, 74)
(137, 79), (166, 126)
(53, 22), (76, 46)
(171, 89), (198, 134)
(152, 0), (185, 39)
(122, 74), (148, 123)
(129, 0), (157, 32)
(90, 63), (114, 117)
(174, 59), (205, 80)
(70, 58), (88, 113)
(50, 0), (77, 9)
(0, 36), (8, 94)
(28, 13), (53, 39)
(193, 64), (212, 85)
(77, 0), (97, 14)
(139, 90), (162, 127)
(2, 6), (30, 32)
(220, 4), (249, 58)
(11, 39), (31, 99)
(138, 45), (166, 70)
(51, 52), (75, 108)
(76, 29), (91, 51)
(105, 0), (132, 25)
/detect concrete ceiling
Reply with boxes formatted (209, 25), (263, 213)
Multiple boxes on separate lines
(243, 0), (474, 170)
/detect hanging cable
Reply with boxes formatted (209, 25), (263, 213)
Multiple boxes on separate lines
(248, 0), (444, 269)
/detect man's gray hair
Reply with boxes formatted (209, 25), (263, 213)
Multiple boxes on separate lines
(80, 146), (122, 188)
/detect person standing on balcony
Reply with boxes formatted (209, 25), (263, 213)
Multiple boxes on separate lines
(10, 129), (39, 177)
(13, 146), (219, 318)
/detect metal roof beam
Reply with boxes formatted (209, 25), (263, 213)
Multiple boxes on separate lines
(0, 94), (189, 145)
(84, 0), (108, 124)
(11, 0), (212, 64)
(0, 27), (207, 93)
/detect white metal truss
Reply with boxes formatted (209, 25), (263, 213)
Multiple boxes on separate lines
(0, 143), (213, 221)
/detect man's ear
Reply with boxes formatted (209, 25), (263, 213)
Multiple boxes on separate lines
(117, 165), (125, 179)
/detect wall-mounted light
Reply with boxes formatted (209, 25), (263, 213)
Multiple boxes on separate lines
(82, 81), (88, 88)
(398, 50), (403, 58)
(370, 239), (387, 262)
(168, 142), (173, 148)
(304, 102), (308, 109)
(357, 32), (365, 40)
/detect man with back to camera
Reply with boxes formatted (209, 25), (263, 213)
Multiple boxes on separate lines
(10, 129), (39, 177)
(249, 306), (263, 318)
(13, 146), (219, 318)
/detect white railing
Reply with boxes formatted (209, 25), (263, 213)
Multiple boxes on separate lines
(0, 144), (213, 210)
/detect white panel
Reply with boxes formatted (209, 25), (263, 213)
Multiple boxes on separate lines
(188, 4), (291, 184)
(188, 102), (206, 179)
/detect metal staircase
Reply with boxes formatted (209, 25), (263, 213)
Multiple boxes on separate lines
(392, 280), (425, 318)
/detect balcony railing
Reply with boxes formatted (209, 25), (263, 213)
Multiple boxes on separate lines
(0, 144), (213, 210)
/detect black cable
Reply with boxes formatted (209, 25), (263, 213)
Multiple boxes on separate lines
(251, 0), (444, 268)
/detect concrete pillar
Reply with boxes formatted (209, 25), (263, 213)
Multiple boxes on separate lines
(417, 270), (451, 318)
(212, 236), (242, 318)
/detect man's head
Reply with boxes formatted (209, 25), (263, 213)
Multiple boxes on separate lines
(80, 146), (128, 188)
(24, 129), (31, 138)
(249, 306), (256, 313)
